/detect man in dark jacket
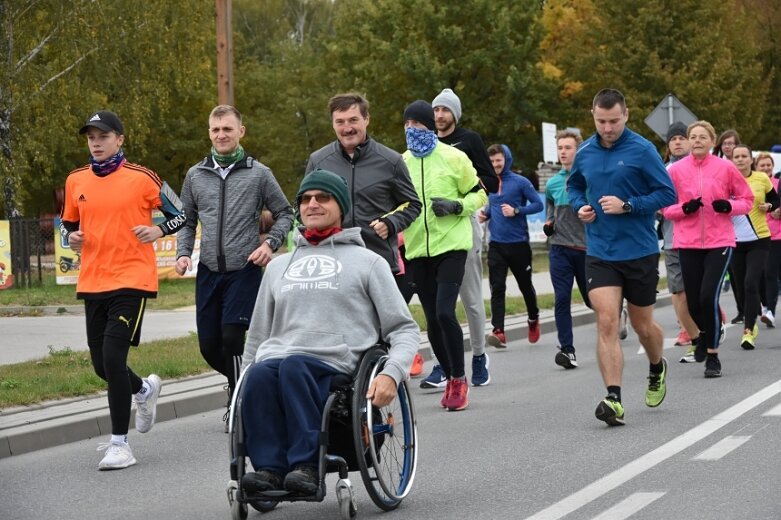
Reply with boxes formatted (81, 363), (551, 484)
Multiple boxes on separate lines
(306, 93), (421, 277)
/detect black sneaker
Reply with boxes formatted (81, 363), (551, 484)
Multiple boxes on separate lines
(730, 314), (744, 325)
(284, 465), (319, 495)
(555, 349), (578, 369)
(704, 356), (722, 378)
(242, 470), (284, 493)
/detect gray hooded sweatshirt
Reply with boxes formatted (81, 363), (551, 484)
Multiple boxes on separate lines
(241, 227), (420, 385)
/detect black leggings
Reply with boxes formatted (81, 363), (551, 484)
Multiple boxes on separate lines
(199, 323), (247, 396)
(85, 296), (146, 436)
(410, 251), (467, 379)
(765, 240), (781, 314)
(679, 248), (731, 350)
(488, 241), (539, 329)
(731, 239), (770, 331)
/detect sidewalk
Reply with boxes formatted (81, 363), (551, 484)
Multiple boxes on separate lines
(0, 261), (670, 458)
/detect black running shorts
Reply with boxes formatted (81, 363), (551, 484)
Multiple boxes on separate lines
(585, 253), (659, 307)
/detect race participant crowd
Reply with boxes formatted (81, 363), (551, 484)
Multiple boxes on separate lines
(60, 87), (780, 484)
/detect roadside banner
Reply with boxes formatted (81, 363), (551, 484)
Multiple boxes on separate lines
(54, 214), (200, 284)
(0, 220), (13, 289)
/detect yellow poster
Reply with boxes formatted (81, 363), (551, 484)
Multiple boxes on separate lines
(54, 218), (81, 285)
(0, 220), (13, 289)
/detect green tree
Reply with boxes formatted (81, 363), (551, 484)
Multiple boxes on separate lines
(2, 0), (214, 218)
(540, 0), (769, 147)
(324, 0), (555, 171)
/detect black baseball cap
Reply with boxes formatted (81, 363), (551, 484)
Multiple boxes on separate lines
(79, 110), (124, 135)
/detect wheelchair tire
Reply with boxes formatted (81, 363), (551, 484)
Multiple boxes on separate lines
(249, 500), (277, 513)
(352, 347), (418, 511)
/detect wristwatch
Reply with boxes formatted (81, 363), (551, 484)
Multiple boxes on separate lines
(621, 200), (633, 213)
(513, 207), (519, 216)
(264, 237), (280, 252)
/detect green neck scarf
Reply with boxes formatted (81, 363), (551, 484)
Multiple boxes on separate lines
(211, 144), (246, 167)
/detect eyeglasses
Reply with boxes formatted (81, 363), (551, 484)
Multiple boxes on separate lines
(300, 193), (333, 204)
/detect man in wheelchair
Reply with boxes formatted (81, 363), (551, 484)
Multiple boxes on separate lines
(239, 169), (420, 496)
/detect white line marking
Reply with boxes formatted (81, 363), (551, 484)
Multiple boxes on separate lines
(524, 379), (781, 520)
(692, 435), (751, 461)
(590, 492), (666, 520)
(637, 338), (677, 355)
(762, 402), (781, 416)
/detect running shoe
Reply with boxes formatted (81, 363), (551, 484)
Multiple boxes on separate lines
(554, 349), (578, 369)
(97, 442), (137, 470)
(645, 358), (667, 407)
(595, 394), (625, 426)
(445, 376), (469, 411)
(471, 354), (490, 386)
(409, 352), (425, 377)
(761, 310), (776, 328)
(752, 322), (759, 339)
(134, 374), (161, 434)
(487, 328), (507, 349)
(440, 378), (452, 408)
(674, 329), (691, 346)
(704, 356), (722, 378)
(731, 314), (744, 325)
(619, 309), (629, 340)
(528, 319), (540, 344)
(679, 344), (696, 363)
(740, 329), (755, 350)
(420, 364), (447, 389)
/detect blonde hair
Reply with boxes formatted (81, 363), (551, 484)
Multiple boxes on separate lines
(687, 121), (716, 141)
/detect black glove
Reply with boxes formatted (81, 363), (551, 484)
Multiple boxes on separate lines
(543, 221), (555, 237)
(682, 197), (704, 215)
(430, 197), (463, 217)
(712, 199), (732, 214)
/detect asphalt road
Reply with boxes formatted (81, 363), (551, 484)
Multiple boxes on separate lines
(2, 297), (781, 520)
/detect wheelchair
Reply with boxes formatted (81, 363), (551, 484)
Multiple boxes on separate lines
(226, 345), (419, 519)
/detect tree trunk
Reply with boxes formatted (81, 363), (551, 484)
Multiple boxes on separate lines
(0, 2), (19, 218)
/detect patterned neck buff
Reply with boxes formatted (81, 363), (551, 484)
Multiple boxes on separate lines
(405, 127), (438, 158)
(89, 149), (126, 177)
(211, 144), (246, 167)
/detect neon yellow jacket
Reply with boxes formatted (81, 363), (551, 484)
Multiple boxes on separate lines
(402, 142), (487, 259)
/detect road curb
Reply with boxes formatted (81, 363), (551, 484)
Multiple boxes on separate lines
(0, 293), (672, 458)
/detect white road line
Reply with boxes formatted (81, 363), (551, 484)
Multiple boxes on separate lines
(524, 379), (781, 520)
(692, 435), (751, 461)
(762, 402), (781, 416)
(590, 492), (666, 520)
(637, 338), (679, 355)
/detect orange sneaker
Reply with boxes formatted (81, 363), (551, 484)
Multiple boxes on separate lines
(674, 329), (691, 346)
(409, 352), (424, 377)
(528, 319), (540, 344)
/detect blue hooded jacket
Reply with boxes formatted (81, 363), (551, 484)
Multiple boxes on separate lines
(484, 145), (543, 243)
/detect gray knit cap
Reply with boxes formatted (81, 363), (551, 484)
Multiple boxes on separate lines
(432, 88), (462, 124)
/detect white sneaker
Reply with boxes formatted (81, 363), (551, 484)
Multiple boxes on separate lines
(761, 310), (776, 328)
(97, 442), (137, 470)
(134, 374), (162, 433)
(618, 309), (629, 340)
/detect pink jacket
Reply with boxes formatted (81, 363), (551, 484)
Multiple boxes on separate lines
(767, 177), (781, 240)
(662, 154), (754, 249)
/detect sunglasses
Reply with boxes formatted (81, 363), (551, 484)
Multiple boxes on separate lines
(300, 193), (333, 204)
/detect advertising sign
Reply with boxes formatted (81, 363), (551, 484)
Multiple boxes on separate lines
(0, 220), (13, 289)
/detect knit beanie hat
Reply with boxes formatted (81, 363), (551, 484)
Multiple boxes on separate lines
(403, 100), (436, 131)
(666, 121), (688, 145)
(297, 169), (351, 216)
(432, 88), (462, 124)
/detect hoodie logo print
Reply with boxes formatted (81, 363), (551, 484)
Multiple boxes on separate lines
(282, 255), (343, 293)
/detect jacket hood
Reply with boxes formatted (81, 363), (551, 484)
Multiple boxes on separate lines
(501, 144), (514, 174)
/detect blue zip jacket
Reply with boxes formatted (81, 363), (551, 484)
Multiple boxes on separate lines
(484, 145), (543, 243)
(567, 127), (676, 261)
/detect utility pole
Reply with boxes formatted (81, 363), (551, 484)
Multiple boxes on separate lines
(215, 0), (234, 105)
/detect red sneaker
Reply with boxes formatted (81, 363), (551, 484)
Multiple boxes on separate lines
(409, 352), (424, 377)
(674, 329), (691, 346)
(446, 376), (469, 411)
(487, 328), (507, 348)
(528, 319), (540, 344)
(440, 378), (452, 409)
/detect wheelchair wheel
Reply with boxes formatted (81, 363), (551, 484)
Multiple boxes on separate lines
(249, 500), (277, 513)
(352, 348), (418, 511)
